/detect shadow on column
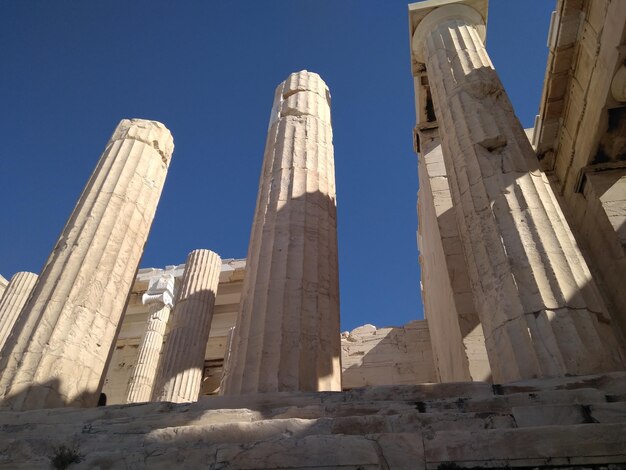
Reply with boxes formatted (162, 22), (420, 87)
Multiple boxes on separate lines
(432, 66), (626, 379)
(151, 288), (217, 403)
(224, 188), (341, 394)
(0, 378), (102, 411)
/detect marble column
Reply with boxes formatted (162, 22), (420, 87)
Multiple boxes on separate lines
(0, 272), (38, 351)
(0, 119), (174, 410)
(153, 249), (221, 403)
(411, 2), (624, 382)
(221, 70), (341, 395)
(0, 276), (8, 301)
(125, 273), (175, 403)
(417, 128), (491, 382)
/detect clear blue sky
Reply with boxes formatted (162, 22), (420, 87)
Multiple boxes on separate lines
(0, 1), (554, 331)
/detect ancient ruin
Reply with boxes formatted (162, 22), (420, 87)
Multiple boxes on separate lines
(153, 249), (222, 403)
(0, 119), (174, 410)
(1, 0), (626, 467)
(222, 70), (342, 395)
(412, 0), (623, 382)
(125, 270), (175, 403)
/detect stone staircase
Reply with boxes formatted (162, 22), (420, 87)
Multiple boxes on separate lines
(0, 373), (625, 469)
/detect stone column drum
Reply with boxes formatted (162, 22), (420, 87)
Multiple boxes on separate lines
(153, 249), (221, 403)
(411, 1), (624, 382)
(125, 273), (175, 403)
(0, 119), (174, 410)
(0, 272), (38, 351)
(222, 70), (341, 394)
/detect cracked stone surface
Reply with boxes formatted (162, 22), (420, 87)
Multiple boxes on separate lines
(222, 71), (341, 394)
(0, 119), (174, 411)
(411, 3), (625, 382)
(0, 372), (624, 468)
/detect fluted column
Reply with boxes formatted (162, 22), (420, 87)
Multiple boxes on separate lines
(153, 249), (221, 403)
(0, 276), (8, 301)
(0, 272), (38, 351)
(0, 119), (174, 410)
(222, 70), (341, 395)
(125, 273), (175, 403)
(411, 2), (624, 382)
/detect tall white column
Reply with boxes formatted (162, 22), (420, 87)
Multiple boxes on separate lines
(0, 119), (174, 410)
(0, 272), (38, 351)
(153, 249), (221, 403)
(125, 273), (175, 403)
(221, 70), (341, 395)
(411, 2), (624, 382)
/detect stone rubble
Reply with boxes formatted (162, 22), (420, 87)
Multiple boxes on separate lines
(341, 321), (438, 388)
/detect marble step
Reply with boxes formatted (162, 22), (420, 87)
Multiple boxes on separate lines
(1, 373), (625, 469)
(512, 401), (626, 427)
(424, 422), (626, 469)
(0, 408), (517, 443)
(2, 399), (626, 468)
(4, 423), (625, 470)
(2, 373), (621, 428)
(0, 387), (614, 439)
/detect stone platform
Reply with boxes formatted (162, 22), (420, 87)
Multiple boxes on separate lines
(1, 373), (625, 469)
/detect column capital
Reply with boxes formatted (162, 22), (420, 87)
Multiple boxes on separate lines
(410, 0), (487, 64)
(142, 272), (175, 308)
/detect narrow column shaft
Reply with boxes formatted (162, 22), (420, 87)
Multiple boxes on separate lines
(413, 4), (624, 382)
(153, 249), (221, 403)
(222, 70), (341, 395)
(0, 272), (38, 351)
(219, 326), (236, 395)
(0, 119), (174, 410)
(125, 273), (175, 403)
